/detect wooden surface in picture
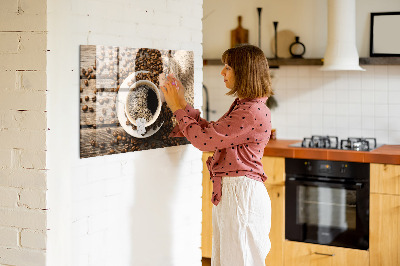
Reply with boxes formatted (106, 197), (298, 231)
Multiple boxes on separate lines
(79, 45), (194, 158)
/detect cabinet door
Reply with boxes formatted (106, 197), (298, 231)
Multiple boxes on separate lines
(370, 163), (400, 195)
(370, 193), (400, 266)
(202, 152), (213, 258)
(265, 185), (284, 266)
(261, 156), (285, 185)
(284, 241), (369, 266)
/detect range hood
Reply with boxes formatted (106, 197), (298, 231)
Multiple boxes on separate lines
(320, 0), (365, 71)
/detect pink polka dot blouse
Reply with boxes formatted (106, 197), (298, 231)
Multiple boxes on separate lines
(170, 97), (272, 206)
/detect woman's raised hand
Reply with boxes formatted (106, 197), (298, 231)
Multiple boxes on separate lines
(160, 74), (187, 113)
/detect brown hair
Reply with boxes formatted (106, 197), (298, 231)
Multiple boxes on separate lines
(221, 44), (273, 99)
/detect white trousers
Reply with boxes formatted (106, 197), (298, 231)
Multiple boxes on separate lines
(212, 176), (271, 266)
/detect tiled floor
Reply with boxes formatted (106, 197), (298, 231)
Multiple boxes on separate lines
(202, 257), (211, 266)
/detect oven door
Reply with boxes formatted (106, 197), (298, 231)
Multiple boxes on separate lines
(285, 177), (369, 250)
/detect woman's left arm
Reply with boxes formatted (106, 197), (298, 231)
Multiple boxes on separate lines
(172, 106), (263, 152)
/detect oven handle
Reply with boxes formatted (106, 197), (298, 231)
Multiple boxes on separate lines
(287, 177), (364, 189)
(314, 252), (335, 257)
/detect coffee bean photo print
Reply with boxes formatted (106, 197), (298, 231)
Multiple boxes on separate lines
(79, 45), (194, 158)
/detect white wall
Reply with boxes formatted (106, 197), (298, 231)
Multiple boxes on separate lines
(203, 0), (400, 58)
(0, 0), (48, 265)
(203, 0), (400, 145)
(46, 0), (203, 266)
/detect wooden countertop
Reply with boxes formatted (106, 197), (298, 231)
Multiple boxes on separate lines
(263, 139), (400, 165)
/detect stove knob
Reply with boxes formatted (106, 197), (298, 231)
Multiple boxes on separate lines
(305, 162), (312, 171)
(340, 164), (347, 174)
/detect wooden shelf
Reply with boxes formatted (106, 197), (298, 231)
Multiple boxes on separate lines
(359, 57), (400, 65)
(203, 57), (400, 67)
(203, 58), (323, 67)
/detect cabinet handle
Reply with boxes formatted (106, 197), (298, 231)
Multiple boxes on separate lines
(314, 252), (335, 257)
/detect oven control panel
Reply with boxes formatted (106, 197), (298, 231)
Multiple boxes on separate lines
(286, 158), (369, 180)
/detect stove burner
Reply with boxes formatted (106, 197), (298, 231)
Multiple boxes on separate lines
(294, 136), (379, 151)
(301, 135), (339, 149)
(340, 137), (377, 151)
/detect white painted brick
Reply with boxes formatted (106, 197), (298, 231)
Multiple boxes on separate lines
(0, 32), (46, 71)
(20, 149), (46, 170)
(0, 129), (46, 150)
(0, 0), (18, 12)
(10, 148), (22, 169)
(0, 227), (19, 247)
(0, 208), (46, 230)
(0, 71), (16, 90)
(0, 90), (46, 111)
(87, 212), (109, 234)
(190, 159), (203, 174)
(0, 247), (45, 266)
(0, 149), (11, 169)
(0, 169), (47, 189)
(16, 70), (47, 91)
(0, 110), (47, 130)
(0, 187), (19, 208)
(20, 229), (46, 250)
(19, 189), (46, 209)
(0, 32), (20, 54)
(0, 0), (46, 32)
(71, 218), (88, 237)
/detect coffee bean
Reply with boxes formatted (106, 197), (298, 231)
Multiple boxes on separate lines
(92, 96), (96, 102)
(85, 96), (89, 101)
(82, 105), (88, 112)
(89, 107), (94, 112)
(84, 80), (89, 86)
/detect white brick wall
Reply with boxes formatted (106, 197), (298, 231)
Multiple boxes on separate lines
(46, 1), (203, 266)
(0, 0), (48, 265)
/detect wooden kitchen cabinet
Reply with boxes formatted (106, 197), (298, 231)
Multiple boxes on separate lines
(202, 152), (213, 258)
(284, 241), (369, 266)
(264, 184), (285, 266)
(370, 163), (400, 195)
(262, 156), (285, 266)
(370, 163), (400, 266)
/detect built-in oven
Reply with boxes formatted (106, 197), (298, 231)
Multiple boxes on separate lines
(285, 158), (369, 250)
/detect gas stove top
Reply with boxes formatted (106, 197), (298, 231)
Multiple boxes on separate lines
(289, 135), (382, 151)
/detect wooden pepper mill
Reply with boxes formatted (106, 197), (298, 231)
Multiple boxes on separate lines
(231, 16), (249, 48)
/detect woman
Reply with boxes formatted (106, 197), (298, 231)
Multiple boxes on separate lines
(161, 44), (273, 266)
